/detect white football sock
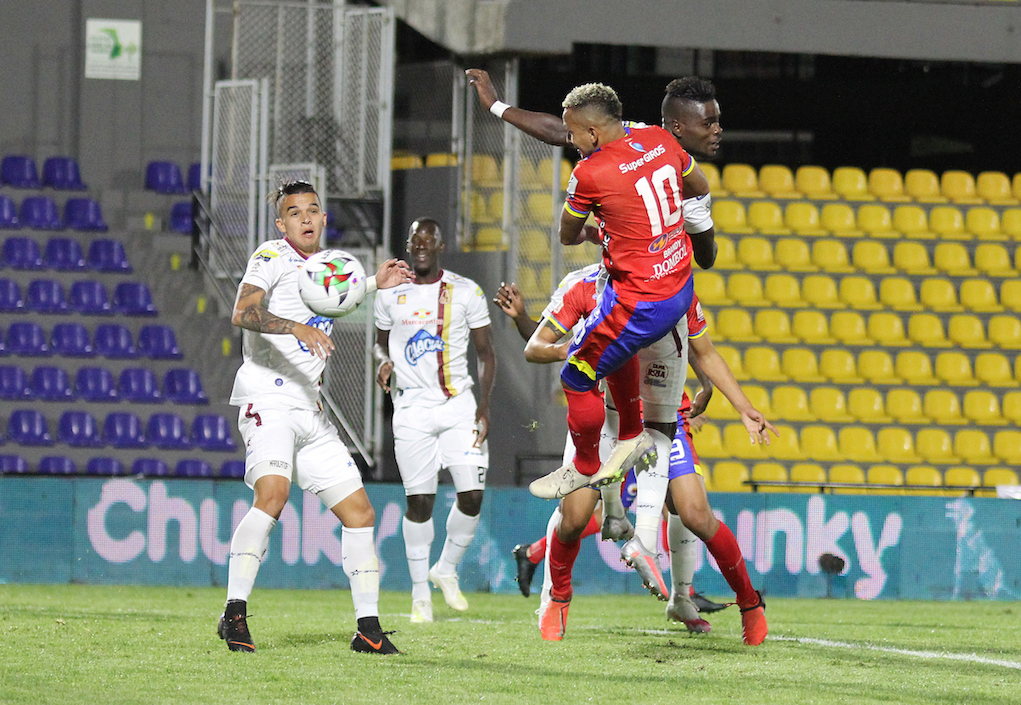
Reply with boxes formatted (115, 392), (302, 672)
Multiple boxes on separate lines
(342, 526), (380, 619)
(402, 516), (434, 602)
(668, 512), (698, 600)
(633, 428), (672, 549)
(226, 507), (276, 602)
(435, 504), (480, 575)
(600, 481), (626, 519)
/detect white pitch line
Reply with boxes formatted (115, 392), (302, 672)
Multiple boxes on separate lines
(774, 635), (1021, 670)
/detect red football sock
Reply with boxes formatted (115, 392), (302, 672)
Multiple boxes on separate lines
(565, 387), (605, 475)
(705, 521), (757, 608)
(580, 513), (601, 540)
(661, 518), (670, 553)
(605, 357), (642, 440)
(527, 536), (546, 565)
(549, 529), (581, 601)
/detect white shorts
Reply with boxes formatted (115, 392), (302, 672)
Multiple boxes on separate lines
(237, 403), (363, 501)
(392, 391), (489, 496)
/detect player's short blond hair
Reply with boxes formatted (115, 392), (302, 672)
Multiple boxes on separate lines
(562, 83), (623, 121)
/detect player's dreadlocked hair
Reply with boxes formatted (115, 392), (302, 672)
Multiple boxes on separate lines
(664, 77), (717, 105)
(269, 179), (318, 209)
(562, 83), (623, 121)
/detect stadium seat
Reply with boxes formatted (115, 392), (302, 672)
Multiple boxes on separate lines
(944, 467), (982, 496)
(976, 171), (1018, 205)
(963, 390), (1006, 426)
(38, 456), (76, 475)
(468, 192), (493, 225)
(692, 271), (731, 306)
(772, 386), (813, 422)
(811, 239), (853, 273)
(743, 347), (786, 382)
(857, 204), (898, 238)
(64, 198), (108, 232)
(877, 427), (922, 464)
(906, 314), (950, 348)
(867, 312), (909, 347)
(146, 413), (191, 449)
(941, 170), (982, 204)
(847, 388), (892, 424)
(102, 412), (148, 449)
(1003, 209), (1021, 241)
(917, 429), (960, 464)
(26, 279), (67, 314)
(93, 324), (137, 359)
(765, 274), (805, 307)
(838, 427), (884, 464)
(904, 169), (946, 203)
(1, 156), (41, 188)
(868, 168), (910, 202)
(960, 279), (1003, 313)
(29, 365), (73, 401)
(747, 201), (790, 236)
(535, 157), (571, 188)
(886, 388), (928, 424)
(774, 239), (817, 272)
(801, 425), (841, 462)
(974, 243), (1014, 277)
(966, 207), (1006, 241)
(710, 461), (749, 492)
(714, 309), (759, 342)
(1004, 280), (1021, 312)
(924, 389), (966, 425)
(801, 275), (842, 308)
(1003, 391), (1021, 425)
(18, 196), (62, 230)
(726, 272), (768, 307)
(700, 163), (722, 195)
(221, 460), (246, 478)
(68, 280), (112, 316)
(525, 193), (555, 224)
(892, 205), (932, 239)
(0, 195), (19, 229)
(0, 454), (29, 474)
(820, 203), (862, 238)
(2, 236), (45, 269)
(712, 236), (740, 269)
(145, 161), (188, 194)
(750, 463), (788, 492)
(86, 457), (125, 476)
(132, 458), (169, 477)
(791, 311), (835, 345)
(7, 409), (52, 446)
(163, 368), (209, 404)
(851, 241), (895, 274)
(904, 466), (944, 496)
(706, 390), (740, 421)
(472, 227), (505, 252)
(929, 206), (969, 241)
(935, 351), (979, 386)
(75, 367), (118, 402)
(895, 350), (939, 385)
(755, 309), (797, 343)
(832, 167), (873, 201)
(692, 424), (726, 459)
(934, 242), (977, 276)
(867, 465), (905, 495)
(839, 276), (881, 310)
(87, 239), (132, 272)
(785, 202), (827, 237)
(520, 229), (551, 263)
(920, 278), (962, 312)
(948, 314), (991, 349)
(858, 349), (900, 384)
(137, 325), (183, 359)
(974, 352), (1014, 386)
(712, 201), (754, 235)
(5, 321), (49, 356)
(736, 237), (781, 270)
(169, 202), (193, 234)
(981, 468), (1021, 496)
(42, 156), (87, 191)
(175, 459), (213, 478)
(0, 278), (24, 312)
(954, 429), (997, 465)
(759, 165), (801, 199)
(390, 154), (423, 171)
(989, 315), (1021, 349)
(57, 410), (102, 447)
(44, 237), (87, 271)
(795, 166), (838, 200)
(714, 346), (748, 381)
(113, 282), (158, 316)
(879, 278), (922, 311)
(192, 414), (238, 452)
(819, 349), (864, 383)
(809, 387), (853, 422)
(119, 368), (162, 403)
(721, 164), (764, 197)
(724, 422), (777, 460)
(829, 464), (867, 494)
(0, 365), (28, 400)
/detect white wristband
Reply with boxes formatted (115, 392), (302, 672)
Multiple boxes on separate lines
(490, 100), (510, 118)
(365, 275), (378, 295)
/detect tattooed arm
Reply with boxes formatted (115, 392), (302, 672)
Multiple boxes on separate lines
(231, 282), (335, 359)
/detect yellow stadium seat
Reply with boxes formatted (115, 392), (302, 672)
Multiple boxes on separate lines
(724, 422), (772, 460)
(895, 350), (940, 385)
(917, 429), (961, 465)
(810, 387), (853, 423)
(711, 461), (749, 491)
(425, 152), (457, 168)
(906, 313), (950, 348)
(764, 274), (805, 308)
(1003, 208), (1021, 241)
(954, 429), (997, 465)
(832, 167), (874, 201)
(974, 243), (1014, 277)
(990, 315), (1021, 349)
(782, 347), (827, 383)
(487, 191), (505, 221)
(701, 163), (724, 196)
(799, 425), (841, 462)
(982, 468), (1021, 497)
(713, 200), (755, 235)
(1003, 391), (1021, 425)
(715, 308), (759, 342)
(886, 388), (929, 424)
(774, 238), (817, 273)
(963, 390), (1006, 426)
(830, 464), (867, 494)
(858, 349), (901, 384)
(713, 236), (741, 270)
(905, 168), (947, 203)
(744, 346), (787, 381)
(791, 311), (836, 345)
(892, 242), (937, 275)
(893, 205), (933, 239)
(563, 240), (601, 269)
(525, 192), (556, 224)
(755, 310), (798, 343)
(1014, 173), (1021, 202)
(857, 204), (898, 238)
(1003, 280), (1021, 312)
(821, 203), (863, 238)
(904, 466), (944, 496)
(784, 202), (827, 237)
(960, 279), (1003, 313)
(693, 271), (732, 306)
(795, 165), (838, 199)
(934, 242), (977, 276)
(851, 241), (895, 274)
(722, 164), (765, 198)
(789, 463), (827, 493)
(472, 226), (506, 251)
(736, 237), (781, 271)
(929, 206), (969, 240)
(745, 385), (776, 416)
(811, 239), (854, 273)
(867, 465), (905, 495)
(694, 424), (726, 459)
(867, 312), (909, 347)
(847, 388), (893, 423)
(747, 201), (790, 236)
(772, 385), (813, 422)
(880, 277), (922, 311)
(830, 311), (873, 346)
(920, 278), (963, 312)
(868, 168), (910, 202)
(516, 265), (541, 299)
(469, 191), (495, 224)
(471, 154), (502, 187)
(517, 158), (543, 189)
(750, 462), (788, 492)
(877, 427), (922, 464)
(820, 349), (865, 384)
(759, 165), (801, 199)
(725, 272), (769, 306)
(839, 276), (881, 310)
(966, 207), (1007, 241)
(764, 424), (804, 462)
(839, 428), (884, 464)
(923, 389), (966, 425)
(801, 275), (843, 308)
(944, 467), (982, 496)
(941, 170), (983, 204)
(391, 154), (424, 170)
(536, 157), (573, 188)
(714, 345), (749, 381)
(935, 351), (979, 386)
(705, 387), (740, 420)
(976, 171), (1018, 205)
(520, 228), (551, 262)
(948, 314), (991, 349)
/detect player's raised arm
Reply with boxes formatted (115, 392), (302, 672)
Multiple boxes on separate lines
(231, 281), (334, 359)
(466, 68), (570, 147)
(523, 317), (571, 364)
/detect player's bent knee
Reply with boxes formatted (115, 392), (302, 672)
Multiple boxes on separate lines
(252, 464), (292, 516)
(318, 477), (363, 510)
(456, 489), (484, 516)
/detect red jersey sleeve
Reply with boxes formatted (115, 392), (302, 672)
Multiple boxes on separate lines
(687, 293), (707, 339)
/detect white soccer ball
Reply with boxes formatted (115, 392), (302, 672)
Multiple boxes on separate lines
(297, 249), (368, 318)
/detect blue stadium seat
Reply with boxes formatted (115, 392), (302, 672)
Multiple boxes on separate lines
(0, 366), (29, 399)
(118, 367), (162, 403)
(42, 157), (87, 191)
(0, 195), (19, 229)
(113, 282), (157, 316)
(7, 409), (53, 446)
(5, 321), (50, 356)
(138, 325), (182, 359)
(58, 410), (103, 447)
(0, 279), (25, 311)
(163, 368), (208, 404)
(86, 457), (124, 476)
(18, 196), (62, 230)
(44, 237), (87, 270)
(221, 460), (246, 478)
(145, 161), (187, 194)
(1, 155), (41, 189)
(191, 414), (237, 452)
(2, 236), (45, 269)
(29, 365), (74, 401)
(75, 367), (118, 402)
(146, 413), (191, 449)
(131, 457), (169, 477)
(169, 202), (193, 234)
(64, 198), (108, 232)
(38, 456), (76, 474)
(86, 239), (132, 273)
(26, 279), (68, 314)
(93, 324), (137, 359)
(175, 459), (213, 477)
(68, 280), (112, 316)
(50, 322), (94, 357)
(103, 412), (148, 449)
(0, 454), (29, 474)
(187, 162), (203, 191)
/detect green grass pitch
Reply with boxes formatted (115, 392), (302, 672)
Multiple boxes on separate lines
(1, 585), (1019, 704)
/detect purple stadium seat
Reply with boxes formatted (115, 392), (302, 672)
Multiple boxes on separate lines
(146, 412), (191, 450)
(75, 367), (118, 402)
(102, 412), (148, 449)
(18, 196), (62, 230)
(1, 156), (41, 189)
(169, 201), (193, 234)
(5, 321), (50, 356)
(220, 460), (246, 478)
(187, 162), (203, 191)
(0, 195), (19, 229)
(64, 198), (108, 232)
(50, 322), (94, 357)
(163, 368), (208, 404)
(191, 414), (237, 452)
(138, 325), (182, 359)
(0, 366), (29, 400)
(145, 161), (187, 194)
(93, 324), (137, 359)
(28, 365), (74, 401)
(86, 457), (124, 476)
(7, 409), (53, 446)
(118, 367), (162, 403)
(68, 280), (112, 316)
(57, 410), (103, 447)
(0, 279), (25, 312)
(175, 459), (213, 477)
(113, 282), (157, 316)
(44, 237), (87, 271)
(0, 454), (29, 474)
(131, 457), (169, 477)
(2, 237), (45, 269)
(86, 239), (132, 273)
(42, 157), (87, 191)
(38, 456), (76, 474)
(26, 279), (68, 314)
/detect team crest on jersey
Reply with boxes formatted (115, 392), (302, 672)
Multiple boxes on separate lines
(411, 308), (431, 320)
(297, 315), (334, 353)
(440, 289), (452, 305)
(254, 249), (277, 261)
(405, 329), (444, 365)
(398, 295), (406, 304)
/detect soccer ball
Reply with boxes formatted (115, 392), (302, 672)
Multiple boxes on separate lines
(297, 249), (368, 318)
